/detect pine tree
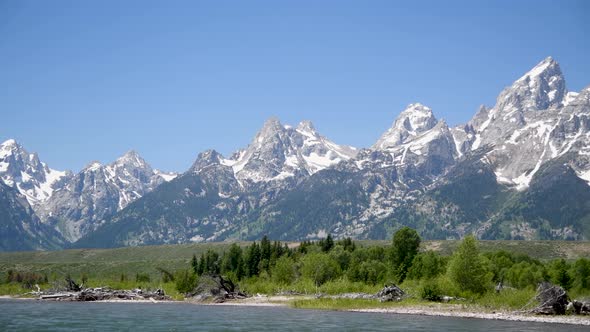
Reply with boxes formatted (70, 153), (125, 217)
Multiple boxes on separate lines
(191, 254), (199, 274)
(245, 242), (261, 277)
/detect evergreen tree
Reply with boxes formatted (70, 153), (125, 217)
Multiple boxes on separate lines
(245, 242), (261, 277)
(321, 234), (334, 252)
(196, 253), (206, 275)
(221, 243), (245, 279)
(260, 236), (272, 272)
(204, 249), (220, 274)
(549, 259), (572, 290)
(191, 254), (199, 274)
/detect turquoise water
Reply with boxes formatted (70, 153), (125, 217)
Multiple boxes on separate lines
(0, 299), (584, 331)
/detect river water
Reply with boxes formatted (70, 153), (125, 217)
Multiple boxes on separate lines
(0, 299), (584, 331)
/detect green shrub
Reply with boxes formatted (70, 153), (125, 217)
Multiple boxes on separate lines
(407, 251), (446, 280)
(272, 256), (296, 285)
(174, 270), (197, 294)
(135, 272), (151, 283)
(5, 270), (47, 289)
(420, 280), (442, 301)
(300, 252), (341, 286)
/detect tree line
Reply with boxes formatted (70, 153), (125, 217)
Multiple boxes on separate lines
(176, 227), (590, 299)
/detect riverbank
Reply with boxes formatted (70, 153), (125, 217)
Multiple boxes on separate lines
(209, 295), (590, 326)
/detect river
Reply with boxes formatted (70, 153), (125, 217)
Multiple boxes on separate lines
(0, 299), (585, 331)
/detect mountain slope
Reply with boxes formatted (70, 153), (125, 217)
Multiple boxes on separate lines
(0, 182), (65, 251)
(39, 151), (177, 242)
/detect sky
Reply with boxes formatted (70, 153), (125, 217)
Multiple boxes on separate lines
(0, 0), (588, 173)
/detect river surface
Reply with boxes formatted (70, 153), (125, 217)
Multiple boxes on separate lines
(0, 299), (585, 331)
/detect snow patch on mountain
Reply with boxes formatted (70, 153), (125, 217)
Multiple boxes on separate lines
(372, 103), (438, 150)
(222, 118), (357, 183)
(0, 139), (71, 206)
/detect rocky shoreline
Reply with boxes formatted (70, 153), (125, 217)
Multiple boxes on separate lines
(349, 306), (590, 326)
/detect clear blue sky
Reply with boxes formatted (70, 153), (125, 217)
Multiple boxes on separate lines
(1, 0), (588, 173)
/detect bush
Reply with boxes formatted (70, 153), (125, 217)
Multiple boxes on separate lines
(135, 273), (151, 283)
(407, 251), (447, 281)
(272, 256), (297, 285)
(5, 270), (47, 289)
(348, 260), (387, 286)
(420, 280), (443, 301)
(175, 270), (198, 294)
(570, 258), (590, 292)
(300, 252), (341, 286)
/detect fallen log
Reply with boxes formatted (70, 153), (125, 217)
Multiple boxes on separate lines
(38, 287), (171, 302)
(531, 282), (569, 315)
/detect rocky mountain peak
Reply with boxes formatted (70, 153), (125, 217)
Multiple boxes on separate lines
(1, 138), (18, 148)
(224, 117), (357, 183)
(296, 120), (317, 135)
(0, 139), (70, 205)
(372, 103), (438, 150)
(495, 57), (566, 113)
(83, 161), (103, 172)
(115, 150), (146, 166)
(190, 149), (225, 173)
(256, 117), (284, 138)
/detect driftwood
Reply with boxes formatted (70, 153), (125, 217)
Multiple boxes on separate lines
(39, 287), (170, 302)
(65, 276), (81, 292)
(569, 300), (590, 315)
(531, 282), (569, 315)
(323, 284), (406, 302)
(188, 274), (247, 303)
(376, 284), (405, 302)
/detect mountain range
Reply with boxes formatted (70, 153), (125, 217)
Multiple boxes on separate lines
(1, 56), (589, 251)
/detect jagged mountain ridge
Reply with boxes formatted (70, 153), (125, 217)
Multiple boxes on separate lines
(0, 140), (71, 206)
(74, 56), (589, 247)
(452, 57), (590, 191)
(2, 56), (590, 250)
(0, 142), (178, 248)
(38, 150), (178, 242)
(221, 118), (358, 185)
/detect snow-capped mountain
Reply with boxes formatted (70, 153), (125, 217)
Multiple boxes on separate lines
(0, 139), (71, 206)
(371, 103), (458, 174)
(38, 150), (177, 242)
(373, 103), (439, 150)
(3, 56), (590, 251)
(452, 57), (590, 190)
(75, 56), (590, 248)
(221, 118), (358, 184)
